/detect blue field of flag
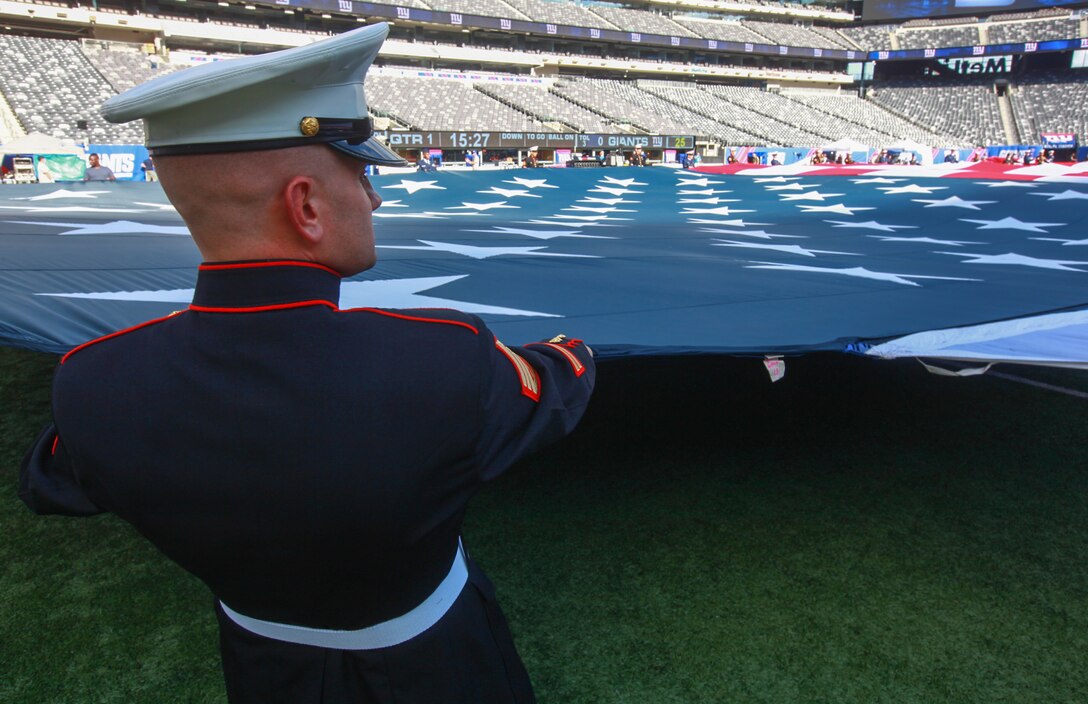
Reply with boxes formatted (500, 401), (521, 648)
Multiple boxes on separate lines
(1, 167), (1086, 360)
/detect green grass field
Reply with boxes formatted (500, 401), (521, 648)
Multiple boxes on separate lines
(2, 345), (1086, 703)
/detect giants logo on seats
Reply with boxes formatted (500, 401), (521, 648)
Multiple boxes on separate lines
(928, 54), (1011, 76)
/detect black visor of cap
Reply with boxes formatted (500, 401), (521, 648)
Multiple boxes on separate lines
(148, 116), (407, 166)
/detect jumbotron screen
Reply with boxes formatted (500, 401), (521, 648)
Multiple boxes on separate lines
(863, 0), (1087, 22)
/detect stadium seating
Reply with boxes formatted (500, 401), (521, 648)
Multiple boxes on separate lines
(0, 2), (1083, 155)
(671, 16), (778, 45)
(740, 18), (848, 49)
(0, 34), (141, 144)
(866, 78), (1006, 146)
(81, 40), (180, 94)
(364, 72), (552, 132)
(472, 80), (614, 133)
(780, 90), (956, 145)
(551, 76), (714, 137)
(1009, 70), (1088, 142)
(422, 0), (532, 21)
(501, 0), (619, 30)
(637, 80), (800, 144)
(897, 24), (982, 50)
(986, 15), (1082, 43)
(588, 5), (698, 37)
(838, 24), (894, 51)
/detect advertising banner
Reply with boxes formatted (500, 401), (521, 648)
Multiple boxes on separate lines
(88, 144), (152, 181)
(1041, 133), (1077, 149)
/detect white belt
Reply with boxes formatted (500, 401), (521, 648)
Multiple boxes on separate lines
(219, 539), (469, 650)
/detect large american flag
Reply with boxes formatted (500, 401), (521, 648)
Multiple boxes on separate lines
(1, 162), (1086, 363)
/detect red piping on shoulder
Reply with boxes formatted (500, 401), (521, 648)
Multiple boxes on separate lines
(189, 300), (338, 314)
(51, 435), (59, 456)
(61, 311), (184, 364)
(199, 261), (341, 277)
(343, 308), (479, 335)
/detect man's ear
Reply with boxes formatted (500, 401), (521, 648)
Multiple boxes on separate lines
(283, 176), (323, 245)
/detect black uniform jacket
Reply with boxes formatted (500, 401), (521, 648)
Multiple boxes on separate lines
(20, 259), (596, 703)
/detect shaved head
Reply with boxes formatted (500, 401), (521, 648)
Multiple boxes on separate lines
(156, 145), (382, 275)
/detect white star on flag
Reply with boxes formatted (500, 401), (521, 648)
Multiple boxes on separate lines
(753, 176), (801, 183)
(377, 240), (598, 259)
(711, 240), (858, 257)
(677, 197), (740, 205)
(477, 187), (542, 199)
(912, 196), (996, 209)
(677, 189), (733, 196)
(340, 277), (561, 315)
(699, 228), (804, 240)
(878, 184), (948, 195)
(975, 181), (1038, 188)
(422, 212), (492, 218)
(543, 213), (632, 222)
(778, 191), (845, 202)
(765, 182), (820, 191)
(39, 288), (195, 302)
(850, 178), (904, 185)
(525, 219), (618, 228)
(675, 178), (724, 187)
(868, 236), (980, 246)
(13, 189), (110, 201)
(376, 199), (408, 208)
(958, 217), (1065, 233)
(1028, 190), (1088, 201)
(744, 262), (979, 287)
(1032, 237), (1088, 246)
(444, 201), (519, 212)
(39, 277), (563, 317)
(0, 205), (158, 214)
(579, 196), (637, 205)
(601, 176), (647, 187)
(7, 220), (190, 236)
(464, 226), (613, 240)
(936, 251), (1088, 271)
(681, 205), (756, 216)
(796, 204), (875, 215)
(688, 219), (771, 227)
(382, 179), (445, 195)
(562, 205), (637, 213)
(132, 202), (178, 212)
(590, 186), (643, 196)
(824, 220), (917, 232)
(504, 177), (558, 189)
(374, 212), (447, 219)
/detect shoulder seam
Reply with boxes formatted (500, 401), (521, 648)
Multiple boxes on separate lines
(61, 311), (185, 364)
(340, 307), (479, 335)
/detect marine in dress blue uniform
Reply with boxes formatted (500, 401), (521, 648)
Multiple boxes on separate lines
(19, 24), (595, 703)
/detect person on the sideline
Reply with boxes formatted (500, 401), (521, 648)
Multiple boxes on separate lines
(20, 23), (595, 704)
(82, 153), (115, 181)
